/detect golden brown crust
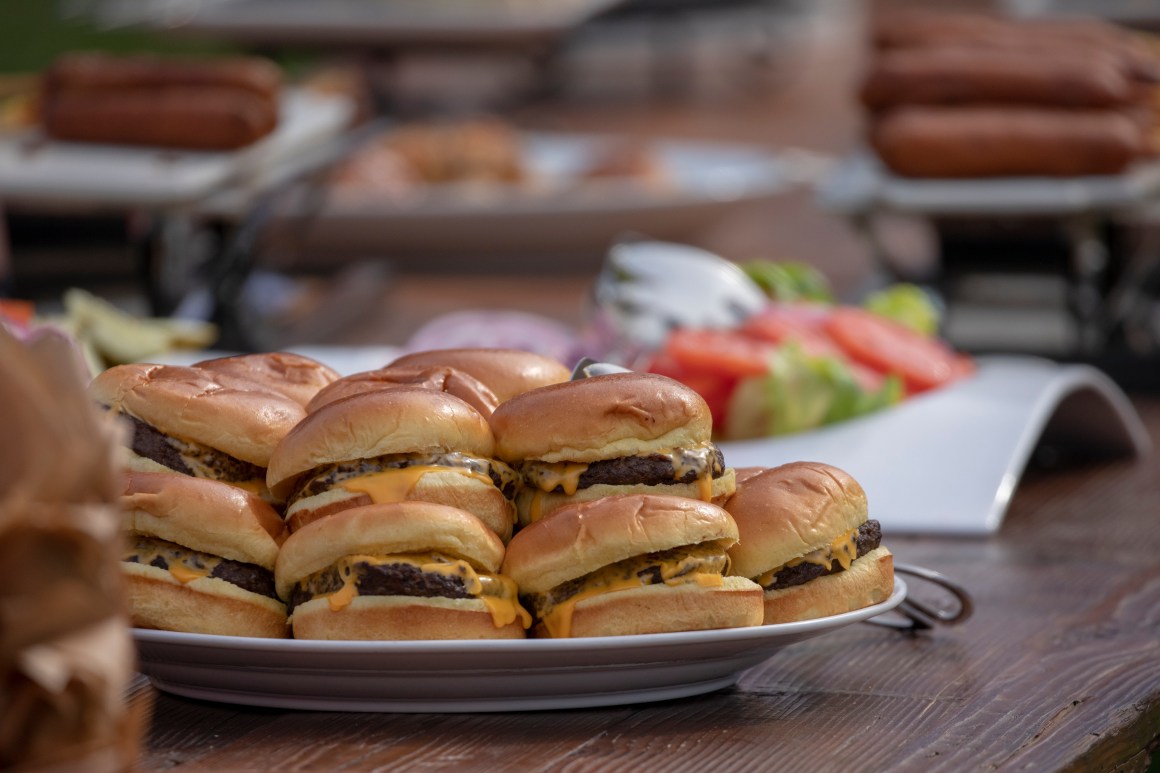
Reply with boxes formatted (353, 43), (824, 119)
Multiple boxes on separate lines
(290, 596), (526, 640)
(305, 365), (499, 418)
(760, 547), (895, 624)
(489, 372), (712, 464)
(502, 494), (739, 594)
(275, 502), (506, 599)
(534, 577), (764, 638)
(123, 564), (288, 638)
(121, 472), (285, 566)
(388, 348), (570, 403)
(266, 387), (496, 501)
(89, 363), (304, 467)
(722, 462), (868, 580)
(195, 352), (340, 408)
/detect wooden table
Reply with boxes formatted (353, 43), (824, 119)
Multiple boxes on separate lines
(127, 394), (1160, 771)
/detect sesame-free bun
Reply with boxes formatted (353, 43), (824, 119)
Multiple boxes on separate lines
(275, 501), (506, 599)
(121, 472), (284, 568)
(305, 365), (499, 417)
(722, 462), (870, 581)
(89, 363), (304, 467)
(290, 595), (526, 640)
(760, 547), (894, 624)
(489, 371), (712, 464)
(195, 352), (340, 407)
(502, 494), (739, 594)
(388, 348), (570, 403)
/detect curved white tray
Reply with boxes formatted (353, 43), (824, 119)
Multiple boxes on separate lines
(719, 356), (1150, 535)
(133, 579), (906, 713)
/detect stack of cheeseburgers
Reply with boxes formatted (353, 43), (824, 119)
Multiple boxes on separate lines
(862, 10), (1160, 178)
(92, 349), (893, 641)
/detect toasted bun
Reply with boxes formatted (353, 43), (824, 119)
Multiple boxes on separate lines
(275, 501), (506, 599)
(723, 462), (869, 580)
(195, 352), (340, 407)
(760, 547), (894, 624)
(266, 387), (496, 501)
(534, 576), (764, 638)
(305, 365), (499, 418)
(290, 595), (526, 640)
(121, 472), (284, 567)
(89, 363), (304, 467)
(123, 562), (287, 638)
(512, 469), (737, 528)
(283, 466), (514, 542)
(489, 372), (712, 464)
(388, 348), (570, 403)
(503, 493), (739, 594)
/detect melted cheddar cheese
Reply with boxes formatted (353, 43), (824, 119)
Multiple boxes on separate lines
(310, 552), (532, 630)
(124, 536), (220, 585)
(755, 526), (860, 587)
(342, 466), (497, 504)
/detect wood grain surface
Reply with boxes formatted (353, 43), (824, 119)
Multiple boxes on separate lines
(128, 397), (1160, 772)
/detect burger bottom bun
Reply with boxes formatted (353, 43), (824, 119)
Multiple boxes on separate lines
(516, 470), (737, 527)
(123, 563), (288, 638)
(536, 575), (764, 638)
(284, 469), (514, 541)
(290, 595), (527, 640)
(761, 547), (895, 625)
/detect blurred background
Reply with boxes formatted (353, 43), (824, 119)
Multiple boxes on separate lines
(3, 0), (1160, 389)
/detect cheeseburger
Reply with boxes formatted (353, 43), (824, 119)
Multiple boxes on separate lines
(275, 502), (531, 640)
(723, 463), (894, 624)
(195, 351), (340, 407)
(502, 494), (763, 638)
(266, 387), (517, 540)
(489, 371), (736, 527)
(120, 471), (287, 638)
(89, 363), (304, 500)
(305, 364), (499, 417)
(387, 348), (570, 403)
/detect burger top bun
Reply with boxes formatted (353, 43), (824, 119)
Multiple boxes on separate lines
(722, 462), (868, 580)
(89, 363), (305, 467)
(489, 372), (712, 464)
(195, 352), (340, 407)
(502, 494), (739, 594)
(388, 348), (570, 404)
(121, 471), (284, 569)
(305, 365), (500, 418)
(275, 501), (506, 599)
(266, 387), (497, 501)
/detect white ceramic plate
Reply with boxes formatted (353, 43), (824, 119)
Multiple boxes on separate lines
(134, 578), (906, 713)
(289, 133), (795, 259)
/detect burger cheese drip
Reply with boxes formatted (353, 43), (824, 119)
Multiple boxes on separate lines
(755, 520), (883, 591)
(116, 410), (266, 492)
(522, 544), (730, 639)
(289, 552), (532, 630)
(123, 535), (278, 600)
(288, 452), (518, 507)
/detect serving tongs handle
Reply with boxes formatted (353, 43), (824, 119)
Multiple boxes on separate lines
(868, 563), (974, 633)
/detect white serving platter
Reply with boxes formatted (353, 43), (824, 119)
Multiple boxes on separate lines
(719, 355), (1151, 536)
(133, 578), (906, 713)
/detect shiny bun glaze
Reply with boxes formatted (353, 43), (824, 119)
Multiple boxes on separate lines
(195, 352), (340, 407)
(387, 348), (570, 403)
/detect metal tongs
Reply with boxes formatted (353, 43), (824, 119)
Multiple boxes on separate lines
(867, 563), (974, 633)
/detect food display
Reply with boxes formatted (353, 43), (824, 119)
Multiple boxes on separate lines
(195, 351), (341, 408)
(860, 10), (1160, 177)
(723, 464), (894, 624)
(40, 52), (283, 150)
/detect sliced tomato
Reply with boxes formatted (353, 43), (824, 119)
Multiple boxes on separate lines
(663, 328), (777, 379)
(0, 299), (34, 326)
(825, 307), (960, 394)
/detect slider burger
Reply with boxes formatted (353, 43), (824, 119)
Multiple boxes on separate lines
(266, 387), (517, 540)
(305, 364), (500, 417)
(387, 348), (571, 403)
(723, 463), (894, 624)
(121, 471), (287, 638)
(195, 351), (340, 408)
(275, 502), (530, 640)
(89, 363), (304, 500)
(502, 494), (763, 638)
(488, 371), (736, 527)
